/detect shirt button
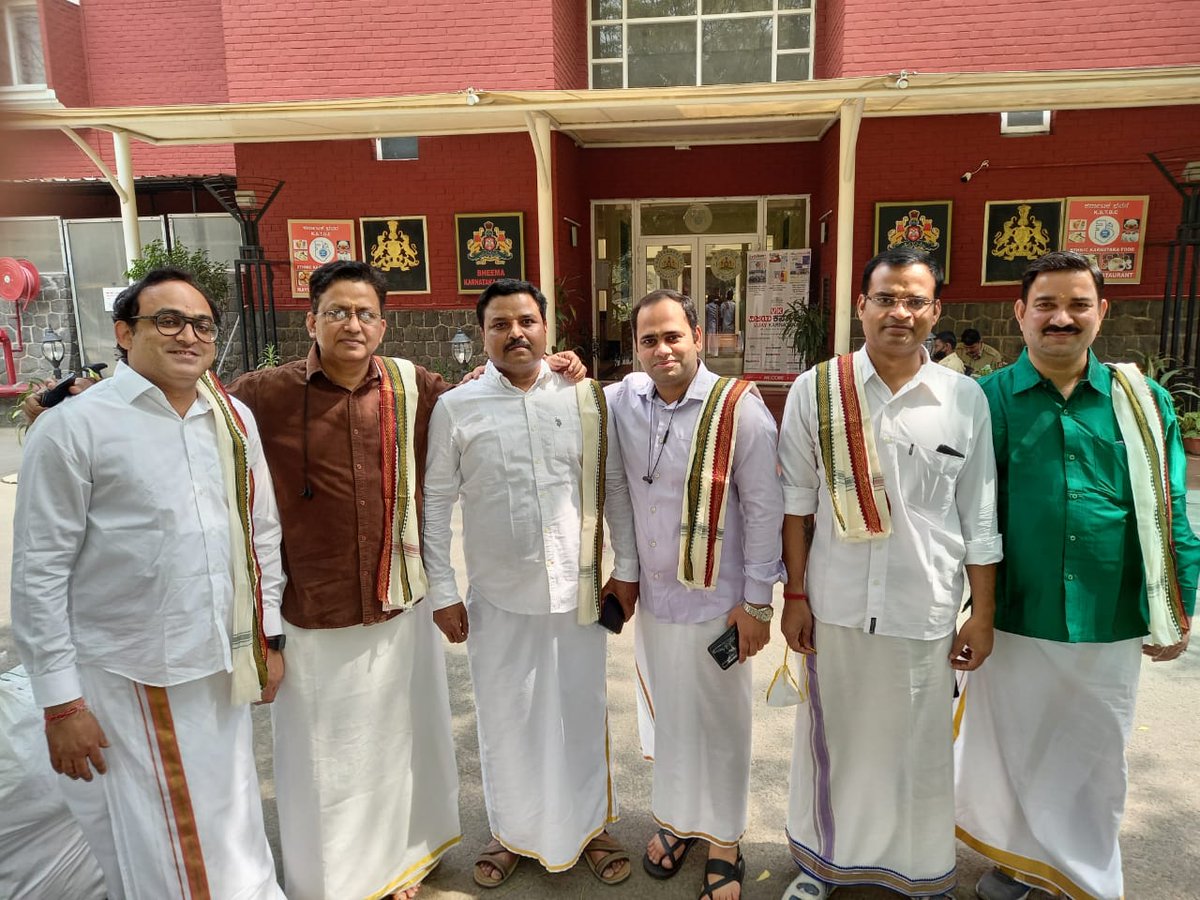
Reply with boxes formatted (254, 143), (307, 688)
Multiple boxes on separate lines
(650, 506), (657, 514)
(653, 573), (660, 580)
(359, 535), (366, 542)
(1067, 454), (1076, 461)
(359, 500), (366, 507)
(547, 560), (555, 567)
(355, 463), (363, 470)
(1069, 492), (1079, 500)
(1066, 573), (1075, 581)
(650, 540), (657, 548)
(353, 428), (360, 435)
(1069, 534), (1077, 542)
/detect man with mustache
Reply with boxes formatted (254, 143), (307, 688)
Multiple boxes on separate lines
(777, 248), (1001, 900)
(423, 278), (637, 889)
(955, 251), (1200, 900)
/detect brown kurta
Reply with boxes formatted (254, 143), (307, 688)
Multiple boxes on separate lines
(229, 345), (450, 628)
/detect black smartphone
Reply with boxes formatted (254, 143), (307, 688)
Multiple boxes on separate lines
(706, 623), (740, 670)
(599, 592), (625, 634)
(39, 374), (77, 409)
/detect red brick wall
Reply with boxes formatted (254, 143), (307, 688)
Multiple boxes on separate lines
(552, 0), (588, 89)
(835, 0), (1200, 76)
(236, 133), (541, 309)
(217, 0), (561, 102)
(79, 0), (230, 105)
(39, 0), (90, 107)
(849, 106), (1198, 304)
(3, 129), (236, 182)
(552, 132), (591, 340)
(813, 0), (844, 80)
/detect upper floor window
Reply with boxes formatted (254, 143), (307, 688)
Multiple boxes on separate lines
(1, 1), (46, 87)
(590, 0), (813, 89)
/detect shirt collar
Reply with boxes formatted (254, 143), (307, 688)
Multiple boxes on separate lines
(1009, 348), (1109, 397)
(111, 360), (211, 413)
(634, 361), (717, 405)
(853, 345), (942, 403)
(484, 358), (552, 390)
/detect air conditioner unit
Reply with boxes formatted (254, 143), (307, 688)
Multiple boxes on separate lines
(1000, 110), (1051, 136)
(374, 137), (419, 161)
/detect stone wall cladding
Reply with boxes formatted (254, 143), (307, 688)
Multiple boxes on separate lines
(12, 274), (82, 383)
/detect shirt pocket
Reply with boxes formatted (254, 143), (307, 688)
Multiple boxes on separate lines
(1090, 434), (1129, 498)
(896, 441), (965, 520)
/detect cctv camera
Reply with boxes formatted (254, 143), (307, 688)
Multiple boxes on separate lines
(895, 76), (909, 90)
(960, 172), (973, 183)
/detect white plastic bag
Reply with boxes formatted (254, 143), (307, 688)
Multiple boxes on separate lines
(0, 666), (106, 900)
(765, 644), (808, 707)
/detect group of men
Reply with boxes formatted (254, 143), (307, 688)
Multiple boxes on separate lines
(10, 245), (1194, 900)
(932, 327), (1006, 376)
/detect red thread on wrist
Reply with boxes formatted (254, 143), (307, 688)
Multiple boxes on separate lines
(783, 591), (809, 602)
(44, 700), (88, 724)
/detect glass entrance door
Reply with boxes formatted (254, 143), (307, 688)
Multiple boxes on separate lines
(638, 234), (759, 377)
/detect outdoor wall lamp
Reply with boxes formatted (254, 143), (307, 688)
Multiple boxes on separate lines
(451, 328), (473, 367)
(41, 326), (64, 379)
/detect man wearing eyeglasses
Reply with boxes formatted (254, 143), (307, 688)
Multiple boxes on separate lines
(776, 248), (1001, 900)
(12, 268), (287, 898)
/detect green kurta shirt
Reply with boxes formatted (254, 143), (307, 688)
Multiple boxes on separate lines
(981, 349), (1200, 643)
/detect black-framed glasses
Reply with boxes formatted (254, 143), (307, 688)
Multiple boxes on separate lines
(131, 312), (219, 343)
(865, 294), (934, 312)
(320, 308), (382, 325)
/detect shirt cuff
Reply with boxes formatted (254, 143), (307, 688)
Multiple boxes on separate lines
(743, 578), (775, 606)
(426, 584), (463, 611)
(964, 535), (1004, 566)
(31, 666), (83, 709)
(261, 608), (282, 638)
(783, 485), (818, 516)
(611, 556), (640, 582)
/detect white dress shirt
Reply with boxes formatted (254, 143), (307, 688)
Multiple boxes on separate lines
(605, 364), (785, 625)
(423, 360), (638, 615)
(779, 348), (1002, 640)
(11, 363), (285, 708)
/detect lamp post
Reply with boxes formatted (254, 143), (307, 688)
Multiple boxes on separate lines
(451, 327), (472, 376)
(41, 327), (65, 379)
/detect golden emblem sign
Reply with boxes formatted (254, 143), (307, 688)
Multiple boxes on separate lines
(991, 204), (1050, 262)
(369, 219), (421, 272)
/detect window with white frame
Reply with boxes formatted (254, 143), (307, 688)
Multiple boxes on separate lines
(0, 2), (46, 87)
(590, 0), (813, 89)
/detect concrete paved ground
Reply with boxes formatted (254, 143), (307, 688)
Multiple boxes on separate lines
(1, 425), (1198, 898)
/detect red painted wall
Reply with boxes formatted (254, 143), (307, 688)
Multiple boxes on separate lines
(832, 0), (1200, 76)
(39, 0), (90, 107)
(552, 132), (591, 339)
(236, 133), (541, 309)
(216, 0), (563, 102)
(552, 0), (588, 90)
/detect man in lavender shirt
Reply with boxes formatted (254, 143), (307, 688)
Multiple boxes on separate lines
(603, 289), (784, 900)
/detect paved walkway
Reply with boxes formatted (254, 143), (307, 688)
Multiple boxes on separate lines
(1, 427), (1198, 898)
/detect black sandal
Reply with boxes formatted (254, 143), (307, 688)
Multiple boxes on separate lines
(642, 828), (697, 879)
(698, 850), (745, 900)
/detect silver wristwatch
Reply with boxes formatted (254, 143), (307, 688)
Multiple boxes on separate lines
(741, 601), (774, 623)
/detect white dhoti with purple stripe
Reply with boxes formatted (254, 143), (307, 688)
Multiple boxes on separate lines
(786, 621), (956, 897)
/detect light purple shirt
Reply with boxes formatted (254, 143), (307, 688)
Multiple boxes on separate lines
(605, 364), (785, 625)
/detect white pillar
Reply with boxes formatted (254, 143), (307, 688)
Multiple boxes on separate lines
(112, 130), (140, 274)
(833, 97), (864, 354)
(525, 112), (557, 347)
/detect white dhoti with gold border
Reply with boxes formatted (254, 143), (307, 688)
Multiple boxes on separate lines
(272, 602), (461, 900)
(466, 598), (615, 870)
(58, 666), (283, 900)
(786, 621), (957, 897)
(955, 631), (1142, 900)
(633, 608), (753, 846)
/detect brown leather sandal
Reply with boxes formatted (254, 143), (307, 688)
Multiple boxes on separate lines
(473, 839), (521, 889)
(583, 832), (632, 885)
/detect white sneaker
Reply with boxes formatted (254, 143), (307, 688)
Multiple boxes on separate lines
(781, 870), (837, 900)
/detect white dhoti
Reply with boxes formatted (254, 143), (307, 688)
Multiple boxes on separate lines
(272, 603), (461, 900)
(58, 666), (282, 900)
(955, 631), (1142, 900)
(466, 598), (615, 870)
(786, 621), (956, 896)
(633, 609), (753, 846)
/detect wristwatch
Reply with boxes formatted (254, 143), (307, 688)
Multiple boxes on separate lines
(741, 601), (774, 623)
(266, 635), (286, 651)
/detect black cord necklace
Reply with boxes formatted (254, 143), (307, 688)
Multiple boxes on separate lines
(644, 399), (679, 484)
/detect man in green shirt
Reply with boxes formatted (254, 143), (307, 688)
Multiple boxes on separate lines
(955, 250), (1199, 900)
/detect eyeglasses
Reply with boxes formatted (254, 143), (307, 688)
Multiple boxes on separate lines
(865, 294), (935, 312)
(131, 312), (219, 343)
(319, 308), (382, 325)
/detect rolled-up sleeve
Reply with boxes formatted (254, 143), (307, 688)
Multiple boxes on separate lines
(778, 371), (821, 517)
(957, 386), (1004, 565)
(602, 387), (640, 582)
(733, 394), (786, 605)
(421, 400), (463, 610)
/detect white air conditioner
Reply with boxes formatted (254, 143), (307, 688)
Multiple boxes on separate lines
(1000, 110), (1051, 136)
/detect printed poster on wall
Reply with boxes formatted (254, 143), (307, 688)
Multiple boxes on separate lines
(288, 219), (356, 298)
(1063, 196), (1149, 283)
(743, 249), (810, 381)
(982, 199), (1063, 285)
(455, 213), (524, 293)
(874, 201), (952, 283)
(359, 216), (431, 294)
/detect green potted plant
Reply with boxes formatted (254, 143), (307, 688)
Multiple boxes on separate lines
(779, 300), (828, 371)
(125, 239), (231, 319)
(1178, 410), (1200, 457)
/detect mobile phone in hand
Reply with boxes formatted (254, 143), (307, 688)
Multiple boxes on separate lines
(707, 623), (740, 670)
(39, 374), (78, 408)
(599, 592), (626, 634)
